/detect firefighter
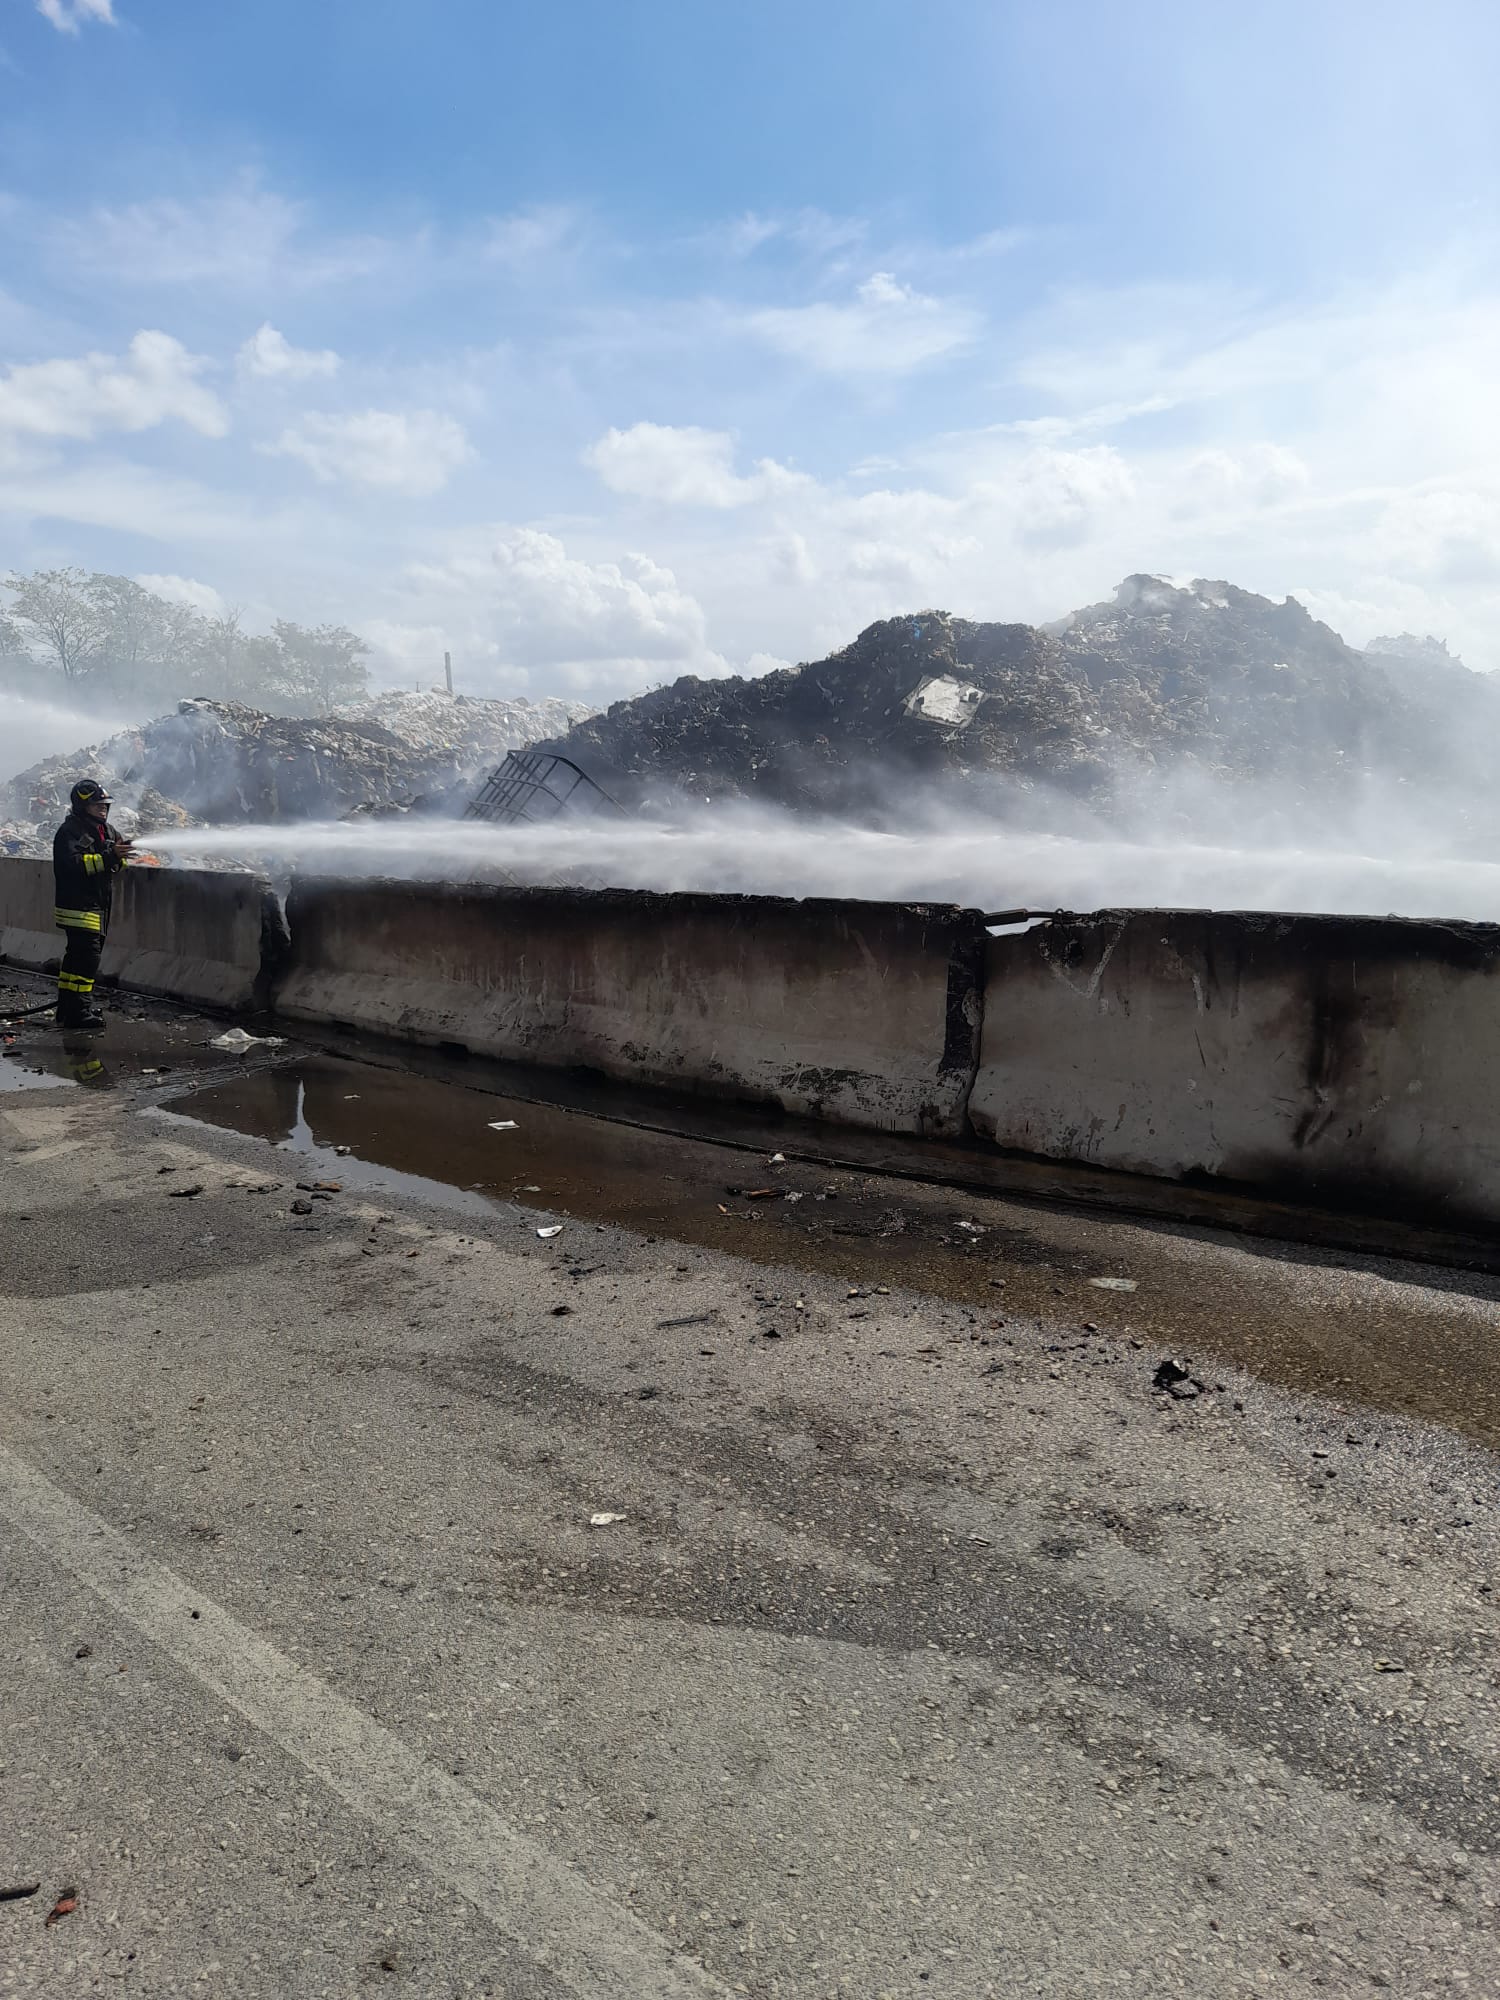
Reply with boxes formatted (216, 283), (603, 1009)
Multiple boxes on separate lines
(53, 779), (133, 1031)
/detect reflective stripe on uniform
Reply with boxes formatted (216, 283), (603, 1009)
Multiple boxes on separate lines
(54, 908), (103, 931)
(82, 852), (105, 875)
(57, 972), (95, 994)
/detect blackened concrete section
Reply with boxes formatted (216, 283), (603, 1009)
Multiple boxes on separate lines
(971, 908), (1500, 1232)
(276, 877), (985, 1137)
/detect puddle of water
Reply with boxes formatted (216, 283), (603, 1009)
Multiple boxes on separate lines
(0, 988), (267, 1095)
(159, 1052), (1500, 1448)
(151, 1071), (499, 1221)
(0, 1055), (80, 1092)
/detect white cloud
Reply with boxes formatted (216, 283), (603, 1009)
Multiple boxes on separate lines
(481, 205), (578, 263)
(37, 0), (114, 33)
(748, 272), (980, 375)
(1179, 444), (1311, 510)
(0, 330), (227, 441)
(1012, 445), (1138, 549)
(268, 408), (471, 496)
(405, 527), (711, 692)
(57, 183), (389, 290)
(134, 572), (227, 616)
(237, 322), (340, 382)
(586, 422), (805, 509)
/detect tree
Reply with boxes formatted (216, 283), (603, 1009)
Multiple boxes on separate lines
(4, 568), (104, 682)
(267, 620), (370, 715)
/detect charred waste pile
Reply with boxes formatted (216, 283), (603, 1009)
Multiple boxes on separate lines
(542, 576), (1498, 841)
(0, 690), (593, 855)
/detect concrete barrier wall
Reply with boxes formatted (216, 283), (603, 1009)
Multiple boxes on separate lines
(102, 865), (284, 1011)
(277, 877), (986, 1136)
(0, 858), (58, 969)
(0, 857), (283, 1010)
(970, 909), (1500, 1231)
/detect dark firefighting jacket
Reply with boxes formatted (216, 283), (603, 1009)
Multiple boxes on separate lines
(53, 811), (127, 933)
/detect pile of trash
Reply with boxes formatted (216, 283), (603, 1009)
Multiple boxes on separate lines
(547, 577), (1500, 829)
(0, 690), (595, 855)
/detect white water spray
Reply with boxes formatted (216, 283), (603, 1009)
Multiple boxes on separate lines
(136, 813), (1500, 922)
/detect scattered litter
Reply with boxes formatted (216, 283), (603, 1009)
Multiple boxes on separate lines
(334, 1144), (351, 1156)
(343, 1094), (360, 1100)
(169, 1185), (204, 1199)
(209, 1029), (285, 1054)
(768, 1152), (786, 1164)
(518, 1184), (541, 1193)
(1090, 1276), (1138, 1293)
(141, 1067), (161, 1075)
(955, 1220), (984, 1235)
(488, 1119), (519, 1131)
(44, 1890), (78, 1927)
(589, 1512), (627, 1527)
(716, 1203), (730, 1215)
(1374, 1659), (1407, 1673)
(536, 1225), (563, 1239)
(785, 1191), (804, 1203)
(290, 1199), (313, 1216)
(550, 1304), (574, 1316)
(1152, 1358), (1203, 1400)
(657, 1311), (717, 1330)
(745, 1188), (778, 1200)
(74, 1644), (92, 1660)
(0, 1883), (40, 1902)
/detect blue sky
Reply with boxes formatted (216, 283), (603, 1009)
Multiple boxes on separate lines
(3, 0), (1500, 699)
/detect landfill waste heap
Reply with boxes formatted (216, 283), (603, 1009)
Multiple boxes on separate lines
(0, 690), (594, 855)
(544, 576), (1497, 832)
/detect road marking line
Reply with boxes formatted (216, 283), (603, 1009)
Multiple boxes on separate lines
(0, 1445), (731, 2000)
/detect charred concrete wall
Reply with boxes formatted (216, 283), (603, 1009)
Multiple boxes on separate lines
(0, 857), (282, 1011)
(276, 877), (985, 1137)
(970, 909), (1500, 1232)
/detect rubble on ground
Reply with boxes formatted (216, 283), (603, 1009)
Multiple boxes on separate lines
(546, 576), (1500, 829)
(0, 690), (595, 854)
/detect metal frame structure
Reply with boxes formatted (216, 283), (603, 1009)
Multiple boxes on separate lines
(463, 751), (628, 827)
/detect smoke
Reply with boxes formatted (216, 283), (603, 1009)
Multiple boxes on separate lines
(138, 796), (1500, 922)
(5, 689), (139, 784)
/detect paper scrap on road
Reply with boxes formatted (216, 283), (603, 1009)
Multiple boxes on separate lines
(536, 1224), (563, 1238)
(210, 1029), (285, 1054)
(589, 1512), (627, 1527)
(488, 1120), (519, 1131)
(1090, 1276), (1138, 1292)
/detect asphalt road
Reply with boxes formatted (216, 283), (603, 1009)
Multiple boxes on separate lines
(1, 996), (1497, 1997)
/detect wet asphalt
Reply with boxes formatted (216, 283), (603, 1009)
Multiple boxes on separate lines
(1, 972), (1497, 1997)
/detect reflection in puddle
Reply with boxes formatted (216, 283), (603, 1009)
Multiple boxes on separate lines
(154, 1070), (502, 1221)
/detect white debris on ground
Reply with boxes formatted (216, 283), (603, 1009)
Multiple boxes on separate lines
(904, 675), (985, 729)
(336, 689), (592, 758)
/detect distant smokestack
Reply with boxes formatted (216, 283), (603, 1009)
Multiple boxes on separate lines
(443, 651), (453, 697)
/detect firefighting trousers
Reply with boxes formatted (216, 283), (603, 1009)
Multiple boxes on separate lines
(56, 923), (105, 1020)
